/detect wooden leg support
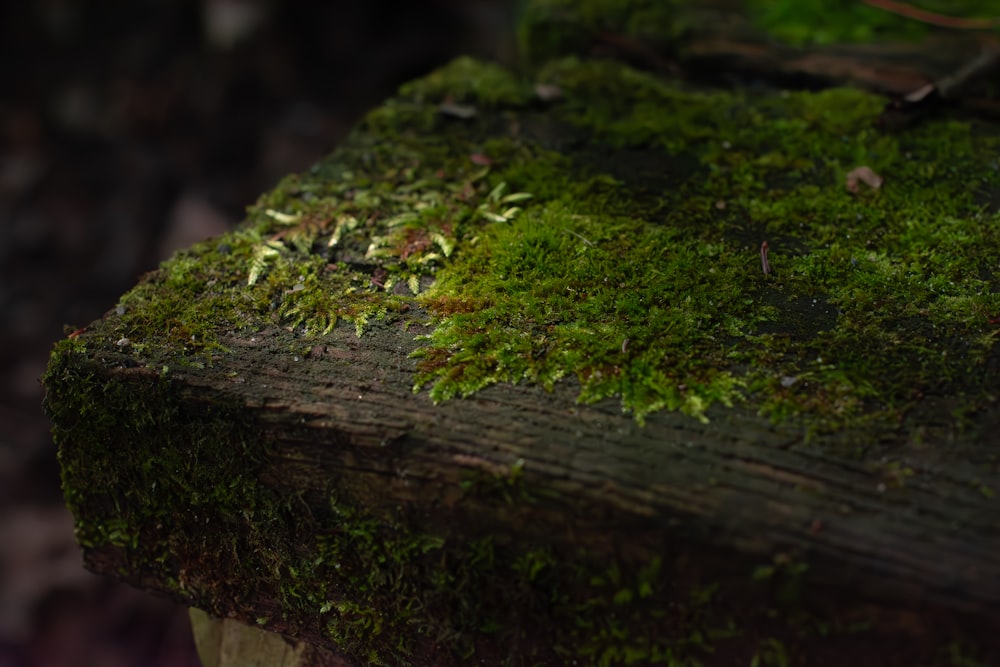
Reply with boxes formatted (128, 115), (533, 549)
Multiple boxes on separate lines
(190, 609), (350, 667)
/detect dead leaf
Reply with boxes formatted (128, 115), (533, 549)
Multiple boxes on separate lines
(846, 166), (883, 193)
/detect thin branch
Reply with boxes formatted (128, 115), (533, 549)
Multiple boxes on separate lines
(861, 0), (1000, 30)
(934, 49), (1000, 99)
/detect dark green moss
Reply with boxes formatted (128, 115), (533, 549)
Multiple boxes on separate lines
(47, 335), (992, 664)
(517, 0), (1000, 55)
(58, 53), (1000, 431)
(41, 343), (742, 664)
(517, 0), (683, 67)
(399, 55), (532, 107)
(408, 57), (1000, 428)
(43, 339), (284, 601)
(747, 0), (1000, 46)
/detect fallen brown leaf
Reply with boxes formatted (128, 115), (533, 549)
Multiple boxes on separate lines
(846, 166), (883, 193)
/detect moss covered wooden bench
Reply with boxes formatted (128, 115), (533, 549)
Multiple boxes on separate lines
(43, 2), (1000, 665)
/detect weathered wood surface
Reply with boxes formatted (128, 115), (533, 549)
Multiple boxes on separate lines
(86, 320), (1000, 608)
(44, 2), (1000, 664)
(52, 315), (1000, 663)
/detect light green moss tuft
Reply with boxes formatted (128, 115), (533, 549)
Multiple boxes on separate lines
(398, 55), (531, 107)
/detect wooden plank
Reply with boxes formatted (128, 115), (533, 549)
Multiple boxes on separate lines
(44, 5), (1000, 663)
(59, 321), (1000, 614)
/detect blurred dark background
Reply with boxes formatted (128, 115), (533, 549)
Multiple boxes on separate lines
(0, 1), (515, 664)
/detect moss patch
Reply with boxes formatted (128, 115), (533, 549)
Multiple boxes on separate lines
(40, 343), (751, 665)
(517, 0), (683, 66)
(746, 0), (1000, 46)
(45, 344), (988, 664)
(416, 57), (1000, 427)
(43, 343), (913, 666)
(60, 54), (1000, 431)
(517, 0), (1000, 54)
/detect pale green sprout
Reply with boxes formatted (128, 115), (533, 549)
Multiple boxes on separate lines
(264, 209), (301, 224)
(327, 215), (360, 247)
(365, 240), (392, 260)
(247, 241), (283, 286)
(429, 232), (455, 257)
(477, 182), (533, 223)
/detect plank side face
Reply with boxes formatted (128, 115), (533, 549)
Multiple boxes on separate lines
(44, 49), (1000, 664)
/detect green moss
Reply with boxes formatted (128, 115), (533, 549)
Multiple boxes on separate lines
(747, 0), (1000, 46)
(96, 107), (532, 361)
(517, 0), (683, 66)
(260, 493), (747, 666)
(43, 340), (285, 602)
(406, 57), (1000, 428)
(57, 54), (1000, 432)
(45, 344), (985, 666)
(517, 0), (1000, 54)
(748, 0), (924, 45)
(41, 342), (742, 664)
(413, 197), (748, 422)
(399, 55), (531, 107)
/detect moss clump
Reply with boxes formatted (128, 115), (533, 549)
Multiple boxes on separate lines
(41, 345), (745, 665)
(398, 55), (532, 107)
(517, 0), (1000, 54)
(44, 339), (285, 600)
(747, 0), (1000, 46)
(102, 116), (533, 361)
(517, 0), (684, 67)
(67, 55), (1000, 430)
(414, 197), (748, 422)
(412, 57), (1000, 428)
